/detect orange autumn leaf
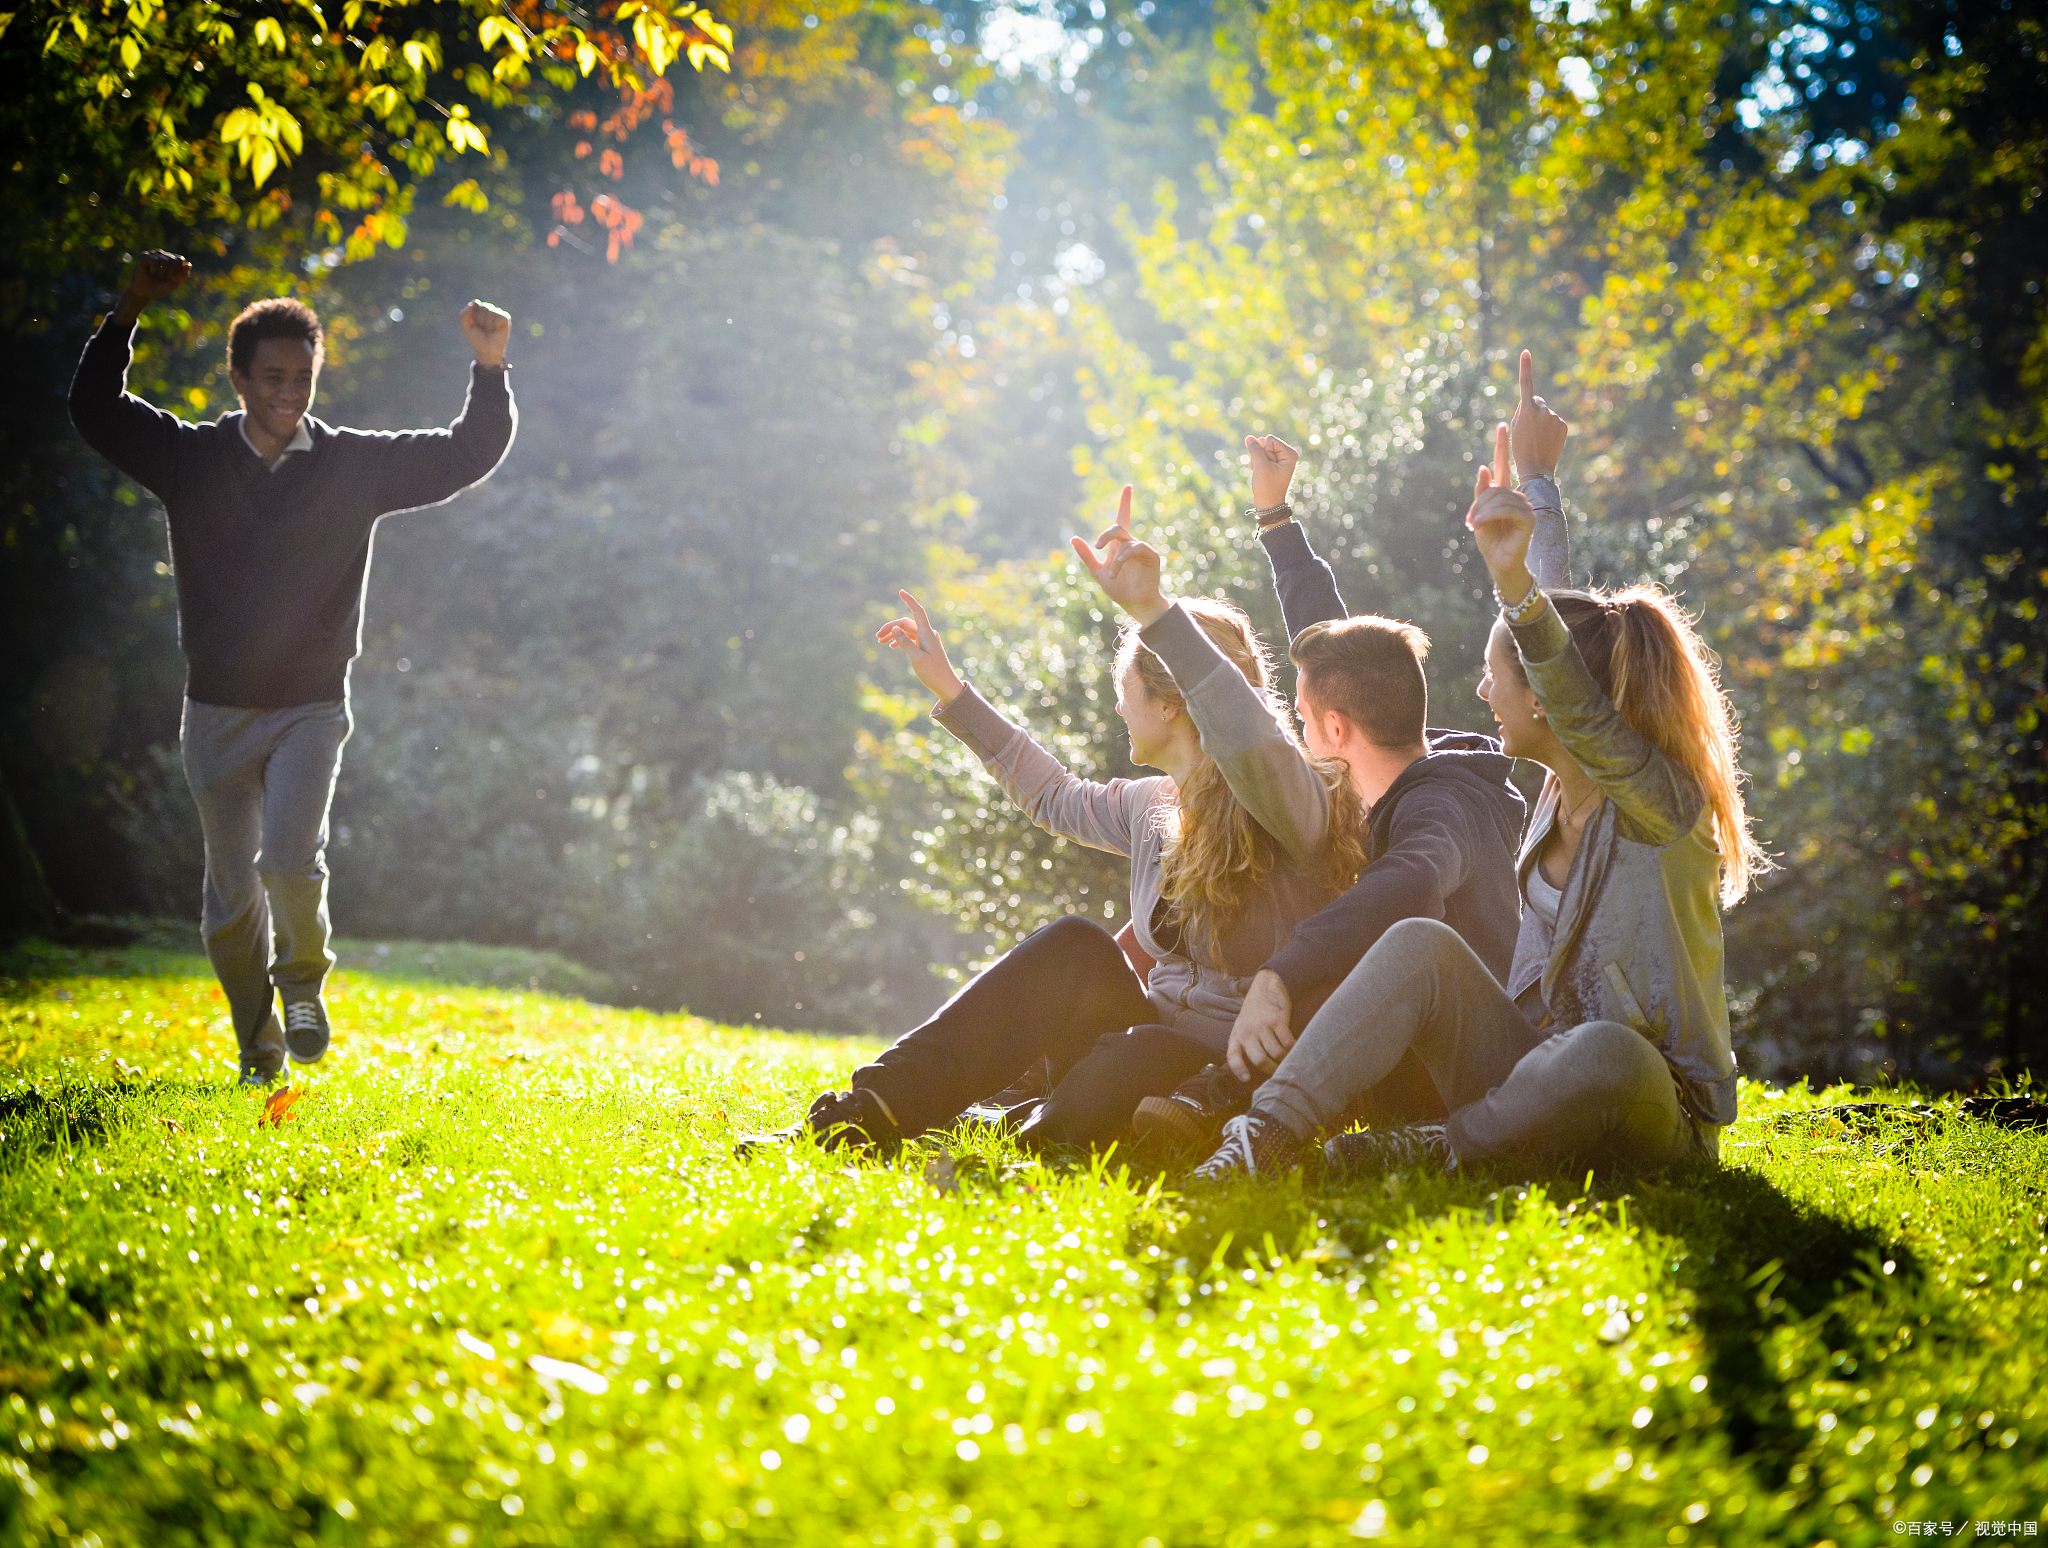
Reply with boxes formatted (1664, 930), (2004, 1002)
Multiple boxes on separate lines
(260, 1085), (303, 1127)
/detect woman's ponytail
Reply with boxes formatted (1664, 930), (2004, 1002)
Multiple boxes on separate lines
(1548, 587), (1768, 907)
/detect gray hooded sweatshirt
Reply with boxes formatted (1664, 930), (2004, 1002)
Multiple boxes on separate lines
(1505, 601), (1739, 1127)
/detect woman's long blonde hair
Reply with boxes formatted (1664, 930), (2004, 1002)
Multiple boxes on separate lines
(1115, 597), (1368, 953)
(1534, 586), (1769, 906)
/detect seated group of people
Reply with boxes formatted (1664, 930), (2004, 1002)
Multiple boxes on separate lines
(750, 349), (1765, 1183)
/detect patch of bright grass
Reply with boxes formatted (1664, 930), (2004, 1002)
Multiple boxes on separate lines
(0, 941), (2040, 1545)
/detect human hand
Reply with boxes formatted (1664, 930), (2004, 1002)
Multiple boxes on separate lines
(460, 300), (512, 367)
(876, 589), (966, 706)
(1507, 349), (1569, 481)
(1465, 425), (1538, 603)
(113, 250), (191, 323)
(1244, 433), (1300, 511)
(1070, 485), (1170, 626)
(1226, 969), (1295, 1082)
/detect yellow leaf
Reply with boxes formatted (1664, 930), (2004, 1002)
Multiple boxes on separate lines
(253, 16), (285, 49)
(695, 14), (732, 50)
(118, 34), (140, 71)
(363, 83), (400, 115)
(402, 38), (428, 72)
(685, 38), (726, 72)
(574, 38), (597, 75)
(218, 106), (258, 142)
(478, 15), (526, 56)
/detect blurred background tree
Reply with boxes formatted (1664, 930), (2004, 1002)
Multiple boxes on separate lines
(4, 0), (2041, 1081)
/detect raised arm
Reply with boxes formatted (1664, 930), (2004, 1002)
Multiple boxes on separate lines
(1245, 434), (1348, 637)
(879, 590), (1154, 856)
(369, 301), (517, 514)
(1466, 430), (1701, 844)
(1070, 489), (1330, 864)
(67, 250), (195, 498)
(1509, 349), (1572, 591)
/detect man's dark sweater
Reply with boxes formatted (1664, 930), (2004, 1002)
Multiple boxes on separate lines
(68, 319), (517, 708)
(1251, 509), (1568, 997)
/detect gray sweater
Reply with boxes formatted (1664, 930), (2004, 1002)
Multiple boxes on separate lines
(1504, 601), (1737, 1127)
(933, 603), (1336, 1052)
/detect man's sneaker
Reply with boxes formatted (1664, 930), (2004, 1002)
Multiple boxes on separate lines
(239, 1010), (288, 1086)
(1190, 1112), (1303, 1183)
(735, 1087), (901, 1158)
(1132, 1063), (1254, 1156)
(283, 997), (331, 1064)
(982, 1055), (1052, 1109)
(1323, 1121), (1457, 1178)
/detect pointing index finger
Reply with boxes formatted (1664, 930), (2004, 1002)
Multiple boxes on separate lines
(1519, 349), (1535, 410)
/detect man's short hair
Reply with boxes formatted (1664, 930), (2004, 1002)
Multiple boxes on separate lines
(227, 297), (324, 376)
(1290, 615), (1431, 750)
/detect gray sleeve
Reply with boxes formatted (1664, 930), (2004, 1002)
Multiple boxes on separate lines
(1507, 603), (1703, 844)
(1137, 603), (1331, 865)
(1520, 475), (1570, 592)
(933, 682), (1150, 857)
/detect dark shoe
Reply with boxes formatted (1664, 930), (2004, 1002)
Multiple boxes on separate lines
(982, 1055), (1053, 1109)
(735, 1087), (901, 1158)
(1323, 1121), (1457, 1178)
(239, 1010), (287, 1086)
(283, 997), (331, 1064)
(1190, 1112), (1303, 1183)
(1132, 1062), (1253, 1156)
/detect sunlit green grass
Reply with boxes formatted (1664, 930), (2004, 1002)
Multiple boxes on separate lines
(0, 940), (2041, 1547)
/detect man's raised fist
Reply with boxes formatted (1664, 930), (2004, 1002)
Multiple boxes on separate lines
(127, 251), (191, 302)
(460, 300), (512, 368)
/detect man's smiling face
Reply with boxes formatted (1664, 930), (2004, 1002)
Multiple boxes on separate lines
(229, 336), (320, 445)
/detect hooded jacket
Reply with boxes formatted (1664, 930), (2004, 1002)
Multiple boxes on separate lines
(1503, 600), (1739, 1128)
(1263, 730), (1526, 996)
(1251, 477), (1569, 996)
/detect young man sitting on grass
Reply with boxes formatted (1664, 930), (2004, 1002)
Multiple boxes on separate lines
(68, 250), (518, 1086)
(1131, 352), (1573, 1156)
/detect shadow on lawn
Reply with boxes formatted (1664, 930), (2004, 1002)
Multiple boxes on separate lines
(1153, 1151), (1923, 1488)
(0, 1077), (222, 1164)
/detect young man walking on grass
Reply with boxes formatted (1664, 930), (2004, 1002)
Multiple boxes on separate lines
(68, 250), (518, 1086)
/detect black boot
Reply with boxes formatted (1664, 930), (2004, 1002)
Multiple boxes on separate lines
(735, 1087), (902, 1158)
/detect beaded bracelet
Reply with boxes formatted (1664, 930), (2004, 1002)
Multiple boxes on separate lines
(1496, 583), (1549, 626)
(1249, 501), (1293, 530)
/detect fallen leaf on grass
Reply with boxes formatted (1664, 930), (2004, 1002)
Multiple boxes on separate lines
(260, 1087), (303, 1127)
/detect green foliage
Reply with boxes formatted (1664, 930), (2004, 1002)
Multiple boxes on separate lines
(878, 0), (2046, 1078)
(1, 0), (731, 299)
(0, 946), (2041, 1541)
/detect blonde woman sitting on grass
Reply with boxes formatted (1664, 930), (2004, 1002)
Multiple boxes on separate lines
(741, 485), (1364, 1156)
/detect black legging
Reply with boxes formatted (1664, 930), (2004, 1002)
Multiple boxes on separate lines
(850, 915), (1211, 1148)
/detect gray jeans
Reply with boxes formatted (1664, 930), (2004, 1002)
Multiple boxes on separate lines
(1253, 918), (1712, 1172)
(180, 697), (351, 1077)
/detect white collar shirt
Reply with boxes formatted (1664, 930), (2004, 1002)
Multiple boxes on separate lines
(238, 415), (314, 471)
